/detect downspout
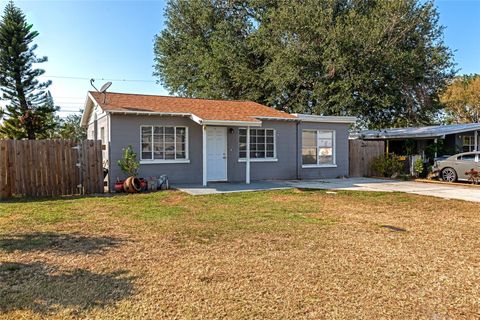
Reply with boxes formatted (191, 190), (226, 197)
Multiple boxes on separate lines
(246, 126), (250, 184)
(107, 112), (112, 192)
(202, 125), (207, 187)
(475, 131), (478, 151)
(296, 121), (299, 180)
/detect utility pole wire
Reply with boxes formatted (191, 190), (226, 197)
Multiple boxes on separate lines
(39, 75), (156, 83)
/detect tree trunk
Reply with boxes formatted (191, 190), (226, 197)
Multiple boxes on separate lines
(15, 77), (35, 140)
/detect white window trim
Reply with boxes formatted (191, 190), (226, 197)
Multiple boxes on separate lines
(302, 164), (337, 168)
(139, 125), (189, 163)
(238, 158), (278, 163)
(238, 128), (277, 161)
(140, 159), (191, 165)
(301, 129), (336, 168)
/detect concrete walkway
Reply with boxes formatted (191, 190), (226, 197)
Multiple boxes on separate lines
(176, 178), (480, 202)
(285, 178), (480, 203)
(175, 181), (291, 196)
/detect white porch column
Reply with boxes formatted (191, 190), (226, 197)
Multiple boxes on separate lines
(246, 126), (251, 184)
(475, 131), (478, 151)
(434, 138), (438, 158)
(202, 125), (207, 186)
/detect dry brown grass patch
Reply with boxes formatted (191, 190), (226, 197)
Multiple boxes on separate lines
(1, 189), (479, 319)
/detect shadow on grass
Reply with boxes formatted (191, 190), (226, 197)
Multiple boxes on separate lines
(0, 232), (125, 255)
(1, 190), (172, 204)
(0, 262), (136, 315)
(0, 193), (118, 204)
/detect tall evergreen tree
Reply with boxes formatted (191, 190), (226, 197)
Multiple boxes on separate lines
(154, 0), (455, 128)
(0, 1), (56, 139)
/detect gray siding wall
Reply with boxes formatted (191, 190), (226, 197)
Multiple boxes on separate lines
(297, 122), (350, 179)
(108, 115), (351, 187)
(226, 120), (298, 182)
(109, 114), (204, 187)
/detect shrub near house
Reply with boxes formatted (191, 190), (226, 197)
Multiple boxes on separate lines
(371, 155), (405, 177)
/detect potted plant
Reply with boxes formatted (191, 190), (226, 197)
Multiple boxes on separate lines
(117, 145), (141, 193)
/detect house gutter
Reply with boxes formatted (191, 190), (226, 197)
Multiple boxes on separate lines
(292, 114), (357, 124)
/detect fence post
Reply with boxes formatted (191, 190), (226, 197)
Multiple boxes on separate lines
(0, 140), (12, 199)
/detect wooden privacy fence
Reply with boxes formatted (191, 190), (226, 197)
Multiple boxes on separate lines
(0, 140), (103, 199)
(349, 139), (385, 177)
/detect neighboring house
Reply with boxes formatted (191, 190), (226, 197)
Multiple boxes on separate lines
(354, 123), (480, 159)
(81, 91), (356, 190)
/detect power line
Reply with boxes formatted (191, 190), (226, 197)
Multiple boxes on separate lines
(39, 75), (156, 83)
(54, 96), (86, 100)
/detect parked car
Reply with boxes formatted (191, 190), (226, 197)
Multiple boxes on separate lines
(433, 152), (480, 182)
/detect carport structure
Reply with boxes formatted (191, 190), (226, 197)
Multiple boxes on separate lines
(354, 123), (480, 158)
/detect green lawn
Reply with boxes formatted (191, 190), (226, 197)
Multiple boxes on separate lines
(1, 189), (479, 319)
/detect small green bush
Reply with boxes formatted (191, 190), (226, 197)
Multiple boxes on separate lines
(413, 158), (424, 177)
(371, 154), (404, 177)
(117, 145), (140, 177)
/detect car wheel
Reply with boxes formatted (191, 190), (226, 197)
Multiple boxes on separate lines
(441, 167), (457, 182)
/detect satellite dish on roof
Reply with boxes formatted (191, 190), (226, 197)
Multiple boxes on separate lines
(100, 81), (112, 93)
(89, 79), (113, 103)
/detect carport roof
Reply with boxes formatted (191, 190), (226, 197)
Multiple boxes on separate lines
(355, 123), (480, 140)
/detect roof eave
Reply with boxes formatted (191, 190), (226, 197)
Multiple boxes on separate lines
(200, 119), (262, 127)
(255, 116), (297, 121)
(104, 110), (262, 127)
(292, 114), (357, 124)
(106, 110), (192, 117)
(80, 92), (99, 128)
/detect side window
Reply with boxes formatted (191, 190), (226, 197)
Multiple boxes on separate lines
(462, 136), (475, 153)
(302, 130), (335, 166)
(459, 154), (476, 161)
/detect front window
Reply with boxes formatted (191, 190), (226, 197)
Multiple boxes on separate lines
(141, 126), (187, 161)
(239, 128), (276, 159)
(302, 130), (335, 166)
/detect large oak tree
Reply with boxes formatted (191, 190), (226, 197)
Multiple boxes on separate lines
(154, 0), (455, 128)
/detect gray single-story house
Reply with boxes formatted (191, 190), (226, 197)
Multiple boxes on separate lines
(81, 91), (356, 191)
(354, 123), (480, 158)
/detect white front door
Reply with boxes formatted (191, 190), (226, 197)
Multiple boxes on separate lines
(206, 127), (227, 181)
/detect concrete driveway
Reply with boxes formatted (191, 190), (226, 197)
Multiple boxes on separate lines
(177, 178), (480, 202)
(285, 178), (480, 203)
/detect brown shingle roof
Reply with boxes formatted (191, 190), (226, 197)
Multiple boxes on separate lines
(89, 91), (295, 123)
